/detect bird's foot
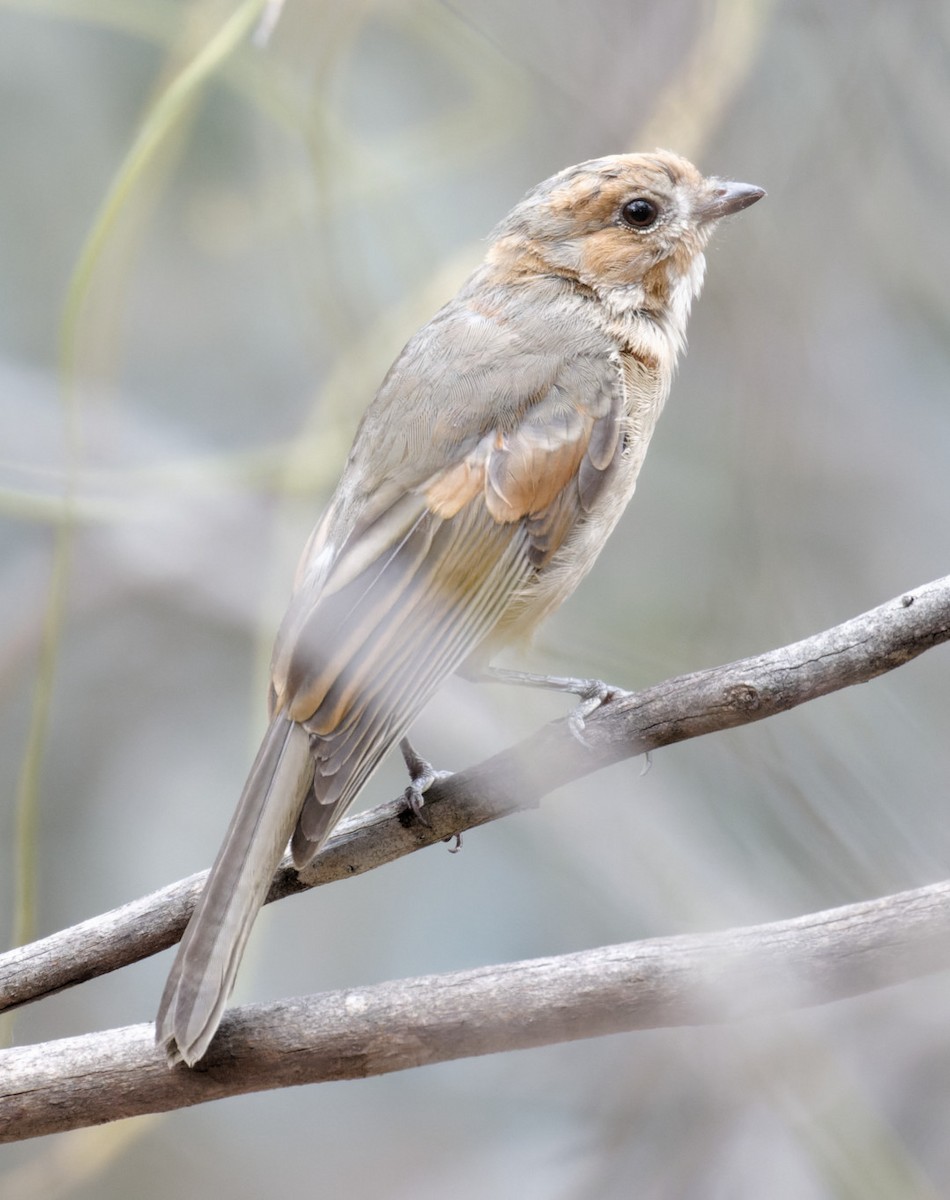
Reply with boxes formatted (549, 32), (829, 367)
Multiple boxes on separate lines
(481, 666), (632, 741)
(399, 737), (457, 847)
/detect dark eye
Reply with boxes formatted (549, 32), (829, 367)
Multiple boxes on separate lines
(620, 197), (659, 229)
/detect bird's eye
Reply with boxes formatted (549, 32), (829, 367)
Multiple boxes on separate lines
(620, 198), (659, 229)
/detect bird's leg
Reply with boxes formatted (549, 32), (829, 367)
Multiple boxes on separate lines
(399, 736), (454, 826)
(479, 666), (633, 738)
(399, 737), (461, 851)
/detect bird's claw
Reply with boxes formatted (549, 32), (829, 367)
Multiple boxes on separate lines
(567, 679), (633, 744)
(399, 737), (453, 830)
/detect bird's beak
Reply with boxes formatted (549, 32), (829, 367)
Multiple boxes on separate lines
(697, 180), (766, 223)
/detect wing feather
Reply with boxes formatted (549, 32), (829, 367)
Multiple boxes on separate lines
(275, 349), (631, 866)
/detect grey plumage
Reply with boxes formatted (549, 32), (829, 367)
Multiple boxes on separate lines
(155, 151), (763, 1067)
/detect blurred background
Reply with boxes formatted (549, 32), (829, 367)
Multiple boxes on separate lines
(2, 0), (950, 1195)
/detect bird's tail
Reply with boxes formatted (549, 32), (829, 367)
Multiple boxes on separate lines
(156, 716), (312, 1066)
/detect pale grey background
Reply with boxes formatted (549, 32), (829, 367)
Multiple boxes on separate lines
(2, 1), (949, 1196)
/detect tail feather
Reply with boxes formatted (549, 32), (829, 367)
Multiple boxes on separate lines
(156, 717), (313, 1066)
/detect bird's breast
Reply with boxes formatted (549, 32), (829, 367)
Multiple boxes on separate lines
(487, 345), (672, 650)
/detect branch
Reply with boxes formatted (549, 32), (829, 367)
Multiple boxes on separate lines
(3, 880), (950, 1140)
(1, 576), (948, 1015)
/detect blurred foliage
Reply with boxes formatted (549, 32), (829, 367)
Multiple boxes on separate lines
(1, 1), (950, 1196)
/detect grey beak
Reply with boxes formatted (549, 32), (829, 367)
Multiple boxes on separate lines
(698, 180), (766, 223)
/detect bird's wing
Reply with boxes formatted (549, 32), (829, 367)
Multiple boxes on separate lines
(271, 336), (630, 866)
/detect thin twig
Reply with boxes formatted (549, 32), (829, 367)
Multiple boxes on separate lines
(2, 576), (947, 1014)
(0, 577), (948, 1139)
(3, 879), (949, 1140)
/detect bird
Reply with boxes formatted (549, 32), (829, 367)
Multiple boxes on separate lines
(156, 150), (764, 1066)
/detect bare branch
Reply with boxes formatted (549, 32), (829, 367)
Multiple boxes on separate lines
(1, 576), (948, 1015)
(3, 879), (950, 1141)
